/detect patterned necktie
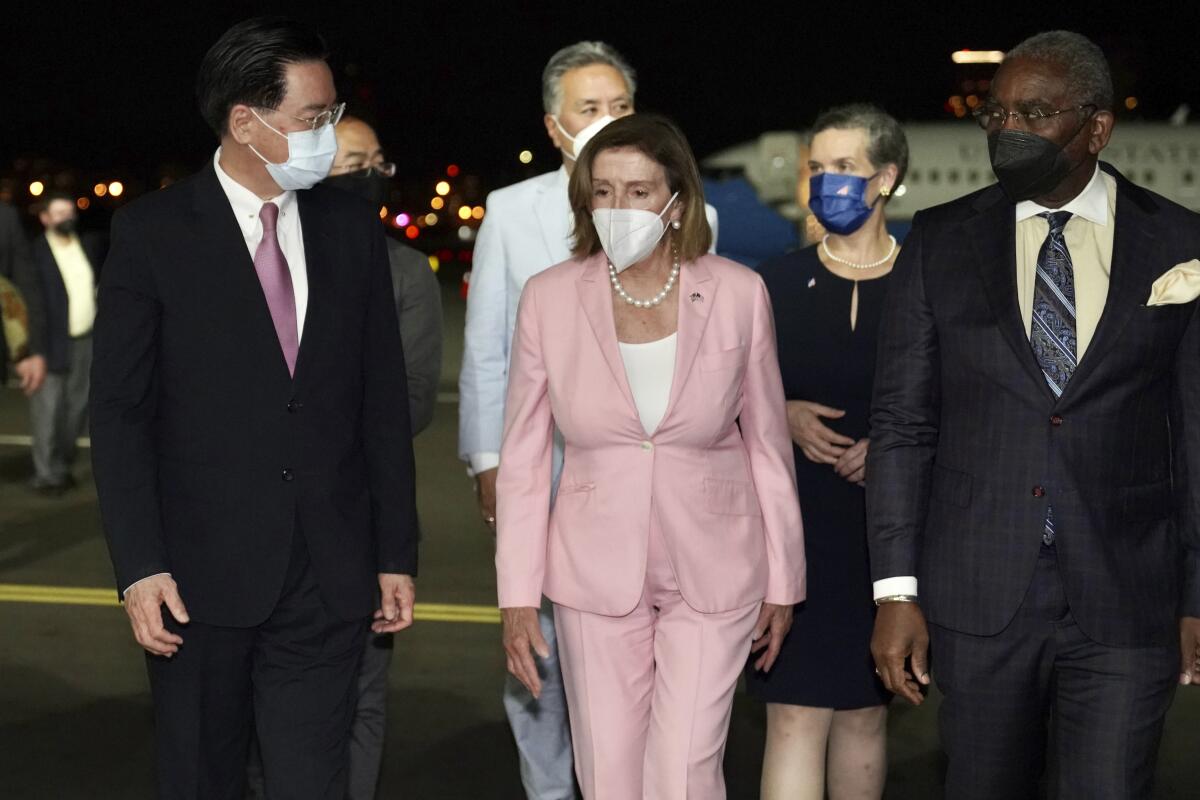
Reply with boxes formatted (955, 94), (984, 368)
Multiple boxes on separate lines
(1030, 210), (1075, 545)
(253, 202), (299, 376)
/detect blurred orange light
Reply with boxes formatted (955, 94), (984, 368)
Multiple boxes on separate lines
(94, 183), (108, 197)
(435, 181), (450, 196)
(446, 164), (460, 177)
(405, 225), (419, 239)
(76, 197), (90, 210)
(431, 197), (445, 210)
(28, 181), (45, 197)
(108, 181), (124, 197)
(1125, 96), (1138, 110)
(379, 205), (388, 219)
(425, 213), (438, 226)
(457, 206), (472, 220)
(472, 206), (485, 220)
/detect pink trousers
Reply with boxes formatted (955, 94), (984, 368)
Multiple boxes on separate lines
(553, 515), (760, 799)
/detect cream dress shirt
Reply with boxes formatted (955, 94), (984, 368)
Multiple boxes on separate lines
(46, 234), (96, 336)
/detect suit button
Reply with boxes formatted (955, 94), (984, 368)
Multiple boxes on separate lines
(282, 469), (295, 482)
(287, 400), (302, 413)
(1050, 415), (1063, 426)
(1032, 486), (1045, 497)
(641, 441), (654, 452)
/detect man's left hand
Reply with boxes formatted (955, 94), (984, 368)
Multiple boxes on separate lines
(373, 573), (415, 633)
(833, 438), (869, 486)
(1181, 616), (1200, 686)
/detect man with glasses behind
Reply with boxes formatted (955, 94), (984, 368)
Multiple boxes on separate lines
(91, 17), (419, 799)
(867, 30), (1200, 798)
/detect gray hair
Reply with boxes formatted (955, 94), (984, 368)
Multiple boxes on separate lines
(541, 41), (637, 116)
(1007, 31), (1114, 111)
(809, 103), (910, 190)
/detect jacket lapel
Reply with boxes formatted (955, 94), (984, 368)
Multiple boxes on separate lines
(534, 168), (573, 265)
(1059, 168), (1162, 402)
(292, 189), (331, 386)
(660, 258), (714, 426)
(964, 187), (1056, 401)
(576, 253), (639, 419)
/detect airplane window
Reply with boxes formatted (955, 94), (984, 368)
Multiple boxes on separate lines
(930, 169), (940, 184)
(949, 170), (960, 183)
(968, 170), (980, 183)
(910, 169), (921, 183)
(1144, 170), (1156, 183)
(1184, 171), (1195, 185)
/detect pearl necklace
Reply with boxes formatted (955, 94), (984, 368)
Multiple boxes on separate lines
(609, 246), (680, 308)
(821, 234), (897, 270)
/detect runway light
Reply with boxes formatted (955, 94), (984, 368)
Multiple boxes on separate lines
(93, 182), (107, 197)
(405, 225), (419, 239)
(428, 255), (440, 273)
(951, 49), (1004, 64)
(431, 196), (445, 210)
(519, 149), (533, 164)
(76, 197), (90, 210)
(965, 94), (980, 108)
(379, 205), (388, 219)
(28, 181), (44, 197)
(1125, 96), (1139, 110)
(394, 212), (411, 227)
(435, 180), (450, 196)
(424, 213), (438, 226)
(108, 181), (124, 197)
(472, 206), (485, 220)
(446, 164), (460, 177)
(457, 206), (472, 221)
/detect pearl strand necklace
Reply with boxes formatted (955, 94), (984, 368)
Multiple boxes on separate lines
(821, 234), (897, 270)
(609, 246), (680, 308)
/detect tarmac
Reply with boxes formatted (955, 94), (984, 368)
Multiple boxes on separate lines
(1, 276), (1197, 798)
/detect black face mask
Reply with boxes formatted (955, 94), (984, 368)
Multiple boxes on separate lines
(324, 171), (390, 209)
(52, 219), (77, 237)
(987, 115), (1093, 201)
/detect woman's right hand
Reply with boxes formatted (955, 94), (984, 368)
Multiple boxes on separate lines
(786, 400), (856, 464)
(502, 606), (550, 698)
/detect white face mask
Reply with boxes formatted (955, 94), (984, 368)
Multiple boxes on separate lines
(554, 114), (616, 162)
(592, 192), (679, 273)
(248, 108), (338, 191)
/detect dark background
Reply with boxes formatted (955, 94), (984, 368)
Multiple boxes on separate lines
(4, 1), (1198, 210)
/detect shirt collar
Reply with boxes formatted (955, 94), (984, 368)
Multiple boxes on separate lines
(1015, 164), (1108, 226)
(212, 149), (296, 234)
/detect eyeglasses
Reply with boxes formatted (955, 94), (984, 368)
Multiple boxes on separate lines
(971, 102), (1095, 131)
(334, 162), (397, 179)
(258, 101), (347, 132)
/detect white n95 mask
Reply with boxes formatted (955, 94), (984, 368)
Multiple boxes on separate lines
(592, 192), (679, 272)
(249, 109), (338, 191)
(554, 114), (616, 161)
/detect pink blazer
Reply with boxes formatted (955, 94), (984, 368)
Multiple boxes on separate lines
(496, 252), (806, 616)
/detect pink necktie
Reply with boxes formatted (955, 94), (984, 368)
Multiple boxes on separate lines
(254, 202), (299, 376)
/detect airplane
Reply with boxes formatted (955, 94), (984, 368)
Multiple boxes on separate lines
(702, 118), (1200, 255)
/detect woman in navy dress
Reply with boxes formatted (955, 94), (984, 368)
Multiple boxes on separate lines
(747, 104), (909, 800)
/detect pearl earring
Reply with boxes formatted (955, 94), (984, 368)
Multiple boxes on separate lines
(671, 219), (682, 230)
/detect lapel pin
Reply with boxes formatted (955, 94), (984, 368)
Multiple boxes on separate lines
(690, 292), (703, 303)
(808, 277), (817, 288)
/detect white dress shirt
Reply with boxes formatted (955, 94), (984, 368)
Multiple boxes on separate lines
(213, 149), (309, 342)
(873, 166), (1116, 602)
(124, 152), (312, 597)
(619, 333), (677, 435)
(46, 233), (96, 336)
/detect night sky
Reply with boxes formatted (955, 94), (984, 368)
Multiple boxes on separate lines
(6, 1), (1199, 200)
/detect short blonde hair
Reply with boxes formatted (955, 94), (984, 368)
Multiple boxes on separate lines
(568, 114), (712, 263)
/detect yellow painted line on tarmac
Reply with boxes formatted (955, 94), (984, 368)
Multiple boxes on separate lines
(0, 584), (500, 624)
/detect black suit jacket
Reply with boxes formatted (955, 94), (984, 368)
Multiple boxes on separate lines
(867, 164), (1200, 648)
(90, 165), (418, 627)
(31, 231), (105, 372)
(0, 202), (46, 373)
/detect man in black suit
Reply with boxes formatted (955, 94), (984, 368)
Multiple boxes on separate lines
(90, 16), (419, 800)
(29, 191), (104, 492)
(0, 200), (47, 396)
(867, 31), (1200, 798)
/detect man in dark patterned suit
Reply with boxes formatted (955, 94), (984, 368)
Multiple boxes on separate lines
(866, 31), (1200, 799)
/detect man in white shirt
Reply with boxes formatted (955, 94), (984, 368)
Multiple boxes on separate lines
(28, 191), (101, 493)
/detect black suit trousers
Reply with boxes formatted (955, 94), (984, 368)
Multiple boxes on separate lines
(146, 524), (367, 800)
(931, 546), (1177, 800)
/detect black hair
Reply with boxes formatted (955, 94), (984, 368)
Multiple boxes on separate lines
(39, 190), (76, 213)
(196, 16), (328, 139)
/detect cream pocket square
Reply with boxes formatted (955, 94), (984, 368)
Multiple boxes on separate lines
(1146, 259), (1200, 306)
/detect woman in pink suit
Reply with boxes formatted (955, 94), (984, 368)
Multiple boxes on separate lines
(496, 114), (806, 799)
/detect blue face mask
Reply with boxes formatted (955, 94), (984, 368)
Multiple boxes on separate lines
(808, 172), (881, 235)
